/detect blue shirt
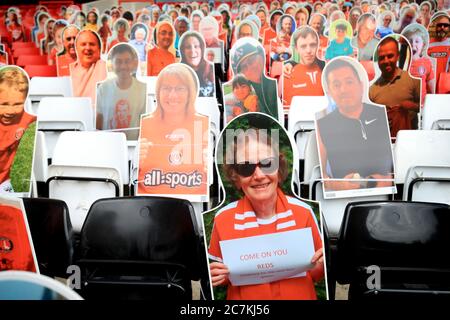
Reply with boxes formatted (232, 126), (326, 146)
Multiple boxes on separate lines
(128, 39), (147, 61)
(325, 37), (354, 60)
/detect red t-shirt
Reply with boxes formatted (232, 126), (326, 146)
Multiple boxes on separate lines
(56, 53), (76, 77)
(209, 189), (323, 300)
(283, 62), (324, 106)
(409, 57), (435, 106)
(146, 47), (176, 76)
(0, 112), (36, 184)
(427, 39), (450, 93)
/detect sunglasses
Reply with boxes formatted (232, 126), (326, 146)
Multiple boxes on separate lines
(234, 157), (279, 177)
(436, 23), (450, 28)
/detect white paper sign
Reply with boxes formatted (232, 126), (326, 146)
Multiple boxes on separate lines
(220, 228), (315, 286)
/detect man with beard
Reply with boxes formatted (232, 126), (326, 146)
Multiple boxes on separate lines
(369, 36), (421, 138)
(56, 25), (79, 76)
(70, 30), (107, 106)
(427, 13), (450, 93)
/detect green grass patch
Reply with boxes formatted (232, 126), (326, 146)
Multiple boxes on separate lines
(10, 122), (36, 193)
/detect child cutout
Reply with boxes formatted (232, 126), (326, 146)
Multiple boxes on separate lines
(402, 23), (436, 106)
(0, 66), (36, 194)
(325, 19), (355, 61)
(224, 74), (259, 122)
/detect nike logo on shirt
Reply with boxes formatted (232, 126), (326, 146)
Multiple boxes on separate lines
(365, 119), (377, 125)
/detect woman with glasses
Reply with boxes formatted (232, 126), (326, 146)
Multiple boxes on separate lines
(137, 63), (209, 196)
(208, 120), (324, 300)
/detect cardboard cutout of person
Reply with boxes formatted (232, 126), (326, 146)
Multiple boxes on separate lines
(96, 43), (147, 141)
(402, 23), (436, 105)
(129, 22), (149, 62)
(352, 13), (379, 80)
(179, 31), (216, 97)
(369, 35), (421, 138)
(70, 29), (107, 106)
(137, 63), (209, 200)
(0, 197), (38, 273)
(309, 13), (329, 61)
(56, 25), (80, 77)
(224, 37), (280, 124)
(263, 10), (283, 46)
(282, 26), (325, 109)
(270, 15), (296, 63)
(107, 18), (130, 52)
(0, 51), (7, 66)
(427, 12), (450, 93)
(315, 57), (395, 199)
(375, 10), (395, 39)
(147, 21), (176, 76)
(204, 112), (325, 300)
(0, 66), (36, 195)
(199, 16), (225, 64)
(325, 19), (356, 60)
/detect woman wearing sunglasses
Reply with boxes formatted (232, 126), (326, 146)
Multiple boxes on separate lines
(208, 127), (324, 300)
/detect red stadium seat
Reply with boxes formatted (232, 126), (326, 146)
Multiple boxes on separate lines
(12, 42), (36, 51)
(24, 65), (57, 78)
(16, 55), (48, 67)
(13, 46), (41, 58)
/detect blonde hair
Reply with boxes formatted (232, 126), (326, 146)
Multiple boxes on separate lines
(155, 63), (198, 119)
(0, 66), (29, 96)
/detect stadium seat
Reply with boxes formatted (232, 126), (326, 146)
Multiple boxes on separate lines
(47, 131), (129, 232)
(12, 46), (40, 59)
(12, 41), (36, 51)
(37, 97), (94, 160)
(24, 65), (57, 77)
(29, 76), (73, 110)
(421, 94), (450, 130)
(394, 131), (450, 190)
(22, 198), (74, 278)
(137, 76), (157, 113)
(16, 54), (47, 67)
(76, 196), (210, 300)
(288, 96), (328, 160)
(403, 165), (450, 205)
(32, 131), (48, 195)
(335, 201), (450, 299)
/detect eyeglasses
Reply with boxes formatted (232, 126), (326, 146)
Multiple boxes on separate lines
(160, 86), (188, 94)
(233, 157), (278, 177)
(436, 23), (450, 28)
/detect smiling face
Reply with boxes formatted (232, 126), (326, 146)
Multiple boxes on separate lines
(233, 83), (251, 101)
(159, 74), (189, 116)
(76, 31), (101, 68)
(358, 19), (376, 45)
(310, 15), (324, 34)
(176, 20), (188, 36)
(409, 34), (424, 59)
(383, 14), (392, 27)
(0, 85), (26, 126)
(63, 26), (79, 58)
(281, 16), (293, 34)
(297, 33), (318, 66)
(157, 23), (174, 50)
(239, 24), (253, 38)
(377, 40), (399, 78)
(192, 15), (201, 31)
(112, 50), (137, 80)
(327, 65), (364, 117)
(234, 138), (279, 205)
(182, 36), (202, 68)
(296, 11), (308, 26)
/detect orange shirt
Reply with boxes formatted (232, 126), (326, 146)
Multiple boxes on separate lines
(56, 53), (76, 77)
(0, 112), (36, 184)
(0, 204), (37, 272)
(263, 28), (277, 46)
(283, 62), (324, 106)
(137, 113), (209, 197)
(146, 47), (176, 76)
(209, 189), (323, 300)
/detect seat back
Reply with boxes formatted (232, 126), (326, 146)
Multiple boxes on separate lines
(24, 65), (57, 78)
(403, 165), (450, 205)
(22, 198), (74, 278)
(337, 201), (450, 287)
(394, 130), (450, 184)
(288, 96), (327, 160)
(422, 94), (450, 130)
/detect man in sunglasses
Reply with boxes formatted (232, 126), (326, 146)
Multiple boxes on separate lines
(428, 13), (450, 93)
(316, 57), (394, 192)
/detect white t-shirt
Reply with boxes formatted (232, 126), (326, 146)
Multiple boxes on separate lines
(96, 77), (147, 140)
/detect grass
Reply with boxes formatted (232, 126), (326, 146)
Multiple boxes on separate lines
(10, 122), (36, 193)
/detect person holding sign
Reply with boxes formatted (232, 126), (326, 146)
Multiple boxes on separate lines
(137, 63), (209, 198)
(209, 127), (324, 300)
